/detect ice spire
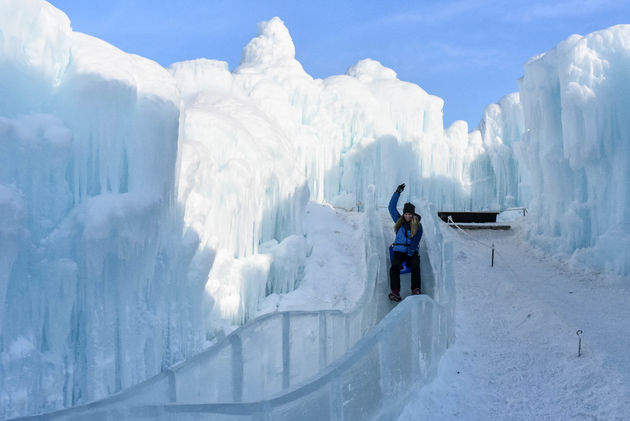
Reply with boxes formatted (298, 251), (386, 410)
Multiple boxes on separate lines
(238, 17), (296, 68)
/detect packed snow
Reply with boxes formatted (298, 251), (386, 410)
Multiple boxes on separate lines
(1, 0), (629, 419)
(398, 213), (630, 420)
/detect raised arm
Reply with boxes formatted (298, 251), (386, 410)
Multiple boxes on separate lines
(388, 191), (401, 222)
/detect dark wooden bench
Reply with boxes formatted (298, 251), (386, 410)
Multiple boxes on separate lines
(438, 211), (499, 223)
(438, 211), (511, 230)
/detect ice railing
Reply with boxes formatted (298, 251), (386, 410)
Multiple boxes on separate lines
(15, 188), (455, 421)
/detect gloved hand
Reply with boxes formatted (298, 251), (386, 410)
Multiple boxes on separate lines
(396, 183), (405, 194)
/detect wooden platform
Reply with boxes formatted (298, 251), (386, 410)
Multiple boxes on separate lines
(446, 223), (511, 230)
(438, 211), (500, 223)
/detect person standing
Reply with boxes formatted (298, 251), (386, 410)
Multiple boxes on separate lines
(388, 183), (422, 302)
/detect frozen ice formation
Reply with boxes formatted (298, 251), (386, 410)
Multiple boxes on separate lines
(1, 0), (629, 417)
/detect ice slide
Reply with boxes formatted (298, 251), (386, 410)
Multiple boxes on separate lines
(13, 190), (455, 421)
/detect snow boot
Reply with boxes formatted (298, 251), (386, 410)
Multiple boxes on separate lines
(388, 290), (402, 302)
(412, 288), (421, 295)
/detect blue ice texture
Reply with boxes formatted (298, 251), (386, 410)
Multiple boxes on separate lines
(0, 1), (628, 419)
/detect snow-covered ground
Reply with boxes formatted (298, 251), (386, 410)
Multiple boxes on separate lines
(399, 212), (630, 420)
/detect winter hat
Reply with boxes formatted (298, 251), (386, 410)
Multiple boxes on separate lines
(403, 202), (415, 214)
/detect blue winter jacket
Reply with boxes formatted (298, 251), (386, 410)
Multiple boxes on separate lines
(388, 191), (423, 256)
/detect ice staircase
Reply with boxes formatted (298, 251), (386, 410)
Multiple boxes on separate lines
(14, 190), (455, 421)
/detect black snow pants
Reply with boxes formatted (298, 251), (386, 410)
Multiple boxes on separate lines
(389, 251), (421, 292)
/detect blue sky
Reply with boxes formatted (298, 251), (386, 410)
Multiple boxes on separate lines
(48, 0), (630, 128)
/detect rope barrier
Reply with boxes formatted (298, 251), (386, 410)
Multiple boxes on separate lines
(446, 216), (494, 249)
(447, 210), (573, 289)
(446, 215), (524, 280)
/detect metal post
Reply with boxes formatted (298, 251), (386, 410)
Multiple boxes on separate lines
(576, 330), (583, 357)
(491, 244), (495, 267)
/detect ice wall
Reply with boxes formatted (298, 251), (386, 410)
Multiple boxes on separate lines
(171, 17), (504, 240)
(169, 16), (519, 331)
(463, 25), (630, 275)
(0, 3), (488, 418)
(515, 25), (630, 275)
(469, 93), (525, 210)
(170, 52), (311, 328)
(0, 1), (200, 417)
